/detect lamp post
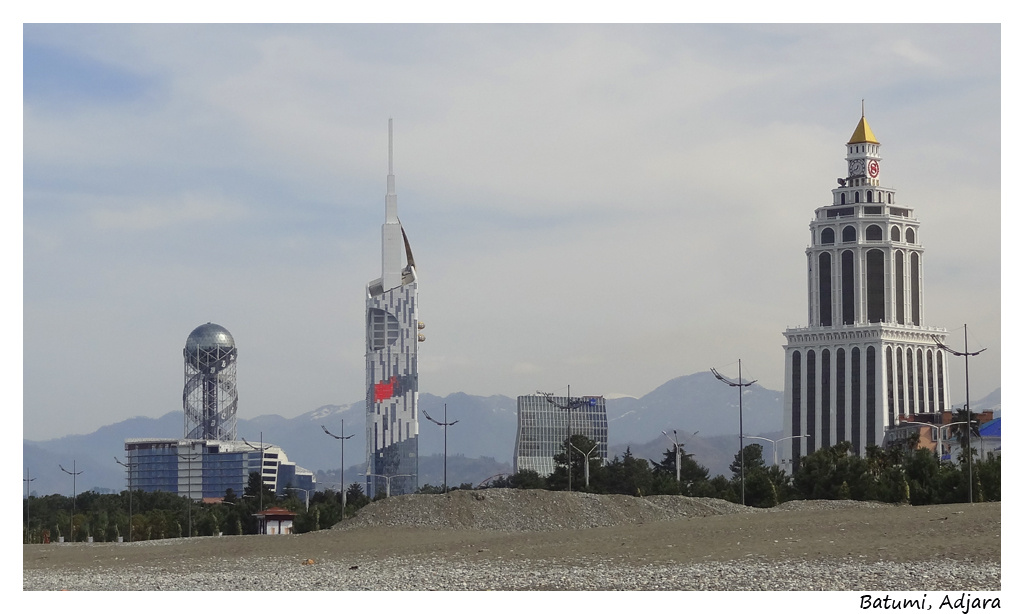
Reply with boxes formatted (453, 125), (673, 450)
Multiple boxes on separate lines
(114, 456), (134, 542)
(546, 385), (595, 493)
(286, 487), (312, 511)
(712, 360), (757, 506)
(243, 433), (272, 511)
(24, 468), (35, 543)
(742, 434), (808, 467)
(59, 460), (83, 542)
(322, 420), (355, 517)
(568, 440), (600, 489)
(366, 473), (413, 498)
(661, 430), (698, 486)
(176, 449), (200, 537)
(934, 326), (986, 504)
(423, 404), (460, 493)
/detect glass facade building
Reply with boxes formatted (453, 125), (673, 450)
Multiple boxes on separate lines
(364, 121), (421, 498)
(513, 394), (608, 477)
(124, 438), (315, 500)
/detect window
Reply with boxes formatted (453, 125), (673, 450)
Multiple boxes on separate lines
(818, 252), (832, 326)
(911, 252), (921, 325)
(866, 250), (885, 322)
(906, 228), (916, 244)
(821, 228), (835, 244)
(842, 226), (857, 242)
(841, 193), (846, 205)
(807, 350), (816, 454)
(866, 225), (883, 241)
(842, 251), (855, 325)
(890, 226), (901, 242)
(895, 251), (905, 324)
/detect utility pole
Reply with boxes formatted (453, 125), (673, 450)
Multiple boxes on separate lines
(322, 420), (355, 517)
(423, 404), (459, 493)
(712, 360), (757, 506)
(59, 460), (83, 542)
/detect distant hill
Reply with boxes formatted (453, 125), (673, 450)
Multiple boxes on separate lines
(23, 376), (999, 496)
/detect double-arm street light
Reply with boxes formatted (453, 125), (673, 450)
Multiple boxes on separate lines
(546, 385), (595, 493)
(423, 404), (459, 493)
(322, 420), (356, 517)
(243, 433), (272, 511)
(114, 456), (135, 542)
(366, 473), (413, 498)
(742, 434), (808, 468)
(286, 487), (313, 511)
(175, 450), (201, 537)
(934, 325), (987, 504)
(59, 460), (83, 542)
(661, 430), (698, 486)
(712, 360), (757, 506)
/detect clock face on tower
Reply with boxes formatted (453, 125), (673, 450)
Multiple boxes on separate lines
(868, 160), (879, 178)
(849, 159), (865, 176)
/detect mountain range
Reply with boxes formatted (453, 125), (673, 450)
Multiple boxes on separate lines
(23, 372), (1000, 498)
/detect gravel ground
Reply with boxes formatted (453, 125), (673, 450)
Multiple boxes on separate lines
(23, 490), (1001, 591)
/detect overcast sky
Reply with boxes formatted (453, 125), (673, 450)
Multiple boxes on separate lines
(21, 23), (1002, 441)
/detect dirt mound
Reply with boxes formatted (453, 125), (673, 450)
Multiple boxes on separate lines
(334, 488), (801, 532)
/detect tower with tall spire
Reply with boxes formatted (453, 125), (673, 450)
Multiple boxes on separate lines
(364, 119), (422, 497)
(781, 112), (951, 471)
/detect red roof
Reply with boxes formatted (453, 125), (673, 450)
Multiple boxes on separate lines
(254, 506), (297, 518)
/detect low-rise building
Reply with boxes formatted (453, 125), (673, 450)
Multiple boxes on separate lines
(123, 438), (315, 500)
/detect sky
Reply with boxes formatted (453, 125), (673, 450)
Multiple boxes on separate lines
(20, 23), (1003, 441)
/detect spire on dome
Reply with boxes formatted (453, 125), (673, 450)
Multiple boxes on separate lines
(848, 113), (879, 145)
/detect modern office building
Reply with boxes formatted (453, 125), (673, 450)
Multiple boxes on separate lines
(365, 120), (422, 498)
(781, 113), (951, 471)
(123, 323), (315, 500)
(123, 438), (315, 500)
(513, 393), (608, 477)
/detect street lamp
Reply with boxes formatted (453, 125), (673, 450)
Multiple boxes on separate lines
(546, 385), (595, 493)
(423, 404), (460, 493)
(243, 433), (272, 510)
(24, 468), (35, 543)
(569, 440), (600, 489)
(742, 434), (808, 467)
(114, 456), (135, 542)
(661, 430), (698, 486)
(322, 420), (355, 517)
(712, 360), (757, 506)
(286, 487), (312, 511)
(176, 449), (201, 537)
(365, 473), (413, 498)
(934, 326), (986, 504)
(59, 460), (83, 542)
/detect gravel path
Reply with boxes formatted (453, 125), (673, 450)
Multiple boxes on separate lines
(23, 490), (1001, 591)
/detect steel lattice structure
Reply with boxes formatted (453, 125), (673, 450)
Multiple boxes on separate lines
(183, 322), (238, 441)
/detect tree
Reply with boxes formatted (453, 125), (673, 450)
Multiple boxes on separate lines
(729, 444), (766, 479)
(547, 435), (605, 492)
(603, 447), (653, 496)
(650, 447), (710, 496)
